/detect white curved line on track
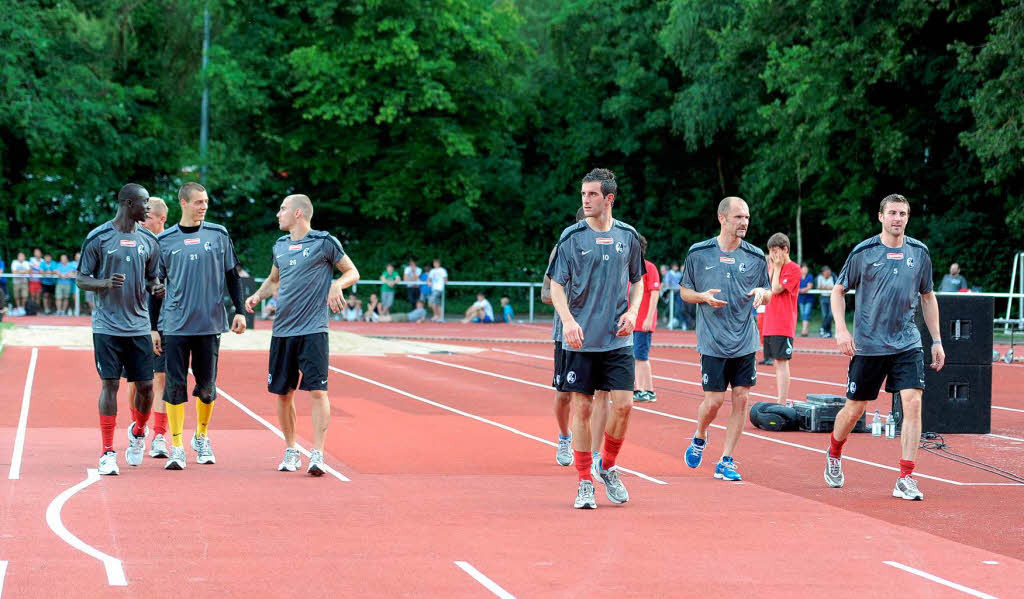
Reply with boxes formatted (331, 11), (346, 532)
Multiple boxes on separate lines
(45, 468), (127, 586)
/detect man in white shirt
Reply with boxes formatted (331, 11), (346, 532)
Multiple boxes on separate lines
(10, 252), (31, 316)
(461, 292), (494, 323)
(427, 258), (448, 322)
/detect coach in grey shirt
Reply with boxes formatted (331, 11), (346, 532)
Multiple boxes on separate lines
(680, 196), (770, 483)
(246, 194), (359, 477)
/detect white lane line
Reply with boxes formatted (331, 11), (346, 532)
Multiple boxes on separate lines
(992, 406), (1024, 414)
(454, 561), (516, 599)
(329, 362), (667, 485)
(211, 381), (351, 483)
(8, 347), (38, 480)
(0, 559), (7, 599)
(883, 561), (999, 599)
(987, 434), (1024, 442)
(460, 353), (1020, 487)
(45, 469), (127, 586)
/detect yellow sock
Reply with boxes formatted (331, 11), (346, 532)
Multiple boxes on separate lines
(167, 403), (185, 447)
(196, 399), (214, 438)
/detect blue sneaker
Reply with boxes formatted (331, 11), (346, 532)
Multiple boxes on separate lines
(714, 456), (742, 481)
(684, 435), (707, 469)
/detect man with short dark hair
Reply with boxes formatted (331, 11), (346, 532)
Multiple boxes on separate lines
(40, 253), (58, 314)
(763, 233), (800, 403)
(938, 263), (968, 292)
(245, 193), (359, 475)
(427, 258), (448, 322)
(76, 183), (165, 475)
(548, 168), (645, 509)
(55, 254), (76, 315)
(152, 182), (248, 470)
(817, 265), (836, 337)
(681, 197), (771, 482)
(403, 259), (422, 306)
(825, 194), (944, 501)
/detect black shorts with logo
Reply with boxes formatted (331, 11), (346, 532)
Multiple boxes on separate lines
(552, 341), (568, 391)
(120, 331), (165, 379)
(845, 348), (925, 401)
(94, 333), (154, 383)
(268, 332), (330, 396)
(163, 334), (221, 405)
(764, 335), (794, 360)
(559, 346), (635, 395)
(700, 352), (757, 392)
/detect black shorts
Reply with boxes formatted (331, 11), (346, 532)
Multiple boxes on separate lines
(163, 334), (221, 405)
(93, 334), (154, 382)
(764, 336), (794, 360)
(42, 283), (56, 295)
(552, 341), (567, 390)
(268, 333), (329, 396)
(700, 353), (757, 392)
(121, 332), (165, 379)
(845, 348), (925, 401)
(559, 346), (635, 395)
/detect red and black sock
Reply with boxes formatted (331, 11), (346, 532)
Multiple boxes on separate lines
(899, 459), (915, 478)
(100, 414), (116, 454)
(574, 451), (593, 482)
(602, 433), (624, 470)
(828, 433), (846, 458)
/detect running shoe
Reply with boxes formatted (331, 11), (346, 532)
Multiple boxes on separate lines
(191, 432), (201, 451)
(307, 449), (325, 476)
(149, 433), (169, 458)
(892, 476), (924, 500)
(98, 451), (120, 476)
(590, 451), (600, 480)
(684, 434), (707, 469)
(165, 445), (186, 470)
(125, 421), (147, 466)
(278, 448), (301, 472)
(195, 435), (216, 465)
(596, 458), (629, 504)
(645, 391), (657, 403)
(633, 390), (652, 403)
(824, 451), (844, 488)
(573, 480), (597, 509)
(555, 435), (573, 466)
(714, 456), (742, 481)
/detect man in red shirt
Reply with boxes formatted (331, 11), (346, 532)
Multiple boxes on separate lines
(762, 233), (801, 403)
(631, 234), (661, 402)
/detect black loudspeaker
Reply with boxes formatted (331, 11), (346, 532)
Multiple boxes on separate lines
(916, 295), (993, 365)
(919, 364), (992, 434)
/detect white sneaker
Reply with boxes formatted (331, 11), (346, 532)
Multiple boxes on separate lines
(125, 422), (147, 466)
(307, 450), (325, 476)
(98, 451), (120, 475)
(165, 445), (186, 470)
(278, 448), (301, 472)
(555, 435), (573, 466)
(149, 433), (169, 458)
(195, 435), (216, 465)
(893, 476), (924, 500)
(573, 480), (596, 509)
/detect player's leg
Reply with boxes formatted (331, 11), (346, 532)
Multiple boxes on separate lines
(686, 355), (727, 467)
(149, 333), (169, 457)
(162, 335), (190, 469)
(824, 355), (886, 488)
(269, 335), (302, 472)
(552, 341), (573, 466)
(123, 336), (155, 467)
(887, 349), (926, 499)
(93, 334), (124, 475)
(298, 333), (330, 475)
(562, 350), (599, 508)
(190, 334), (220, 464)
(713, 353), (754, 481)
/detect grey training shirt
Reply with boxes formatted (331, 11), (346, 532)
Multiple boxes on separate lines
(78, 221), (160, 336)
(682, 238), (769, 358)
(836, 235), (933, 356)
(272, 230), (346, 337)
(546, 219), (645, 352)
(157, 222), (240, 336)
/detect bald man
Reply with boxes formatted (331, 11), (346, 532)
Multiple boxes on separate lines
(245, 194), (360, 475)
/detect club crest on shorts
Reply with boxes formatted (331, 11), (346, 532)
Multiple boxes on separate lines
(702, 373), (708, 385)
(554, 374), (561, 385)
(267, 373), (272, 384)
(566, 371), (577, 384)
(848, 380), (856, 393)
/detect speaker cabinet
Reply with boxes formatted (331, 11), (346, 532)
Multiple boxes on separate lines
(919, 364), (992, 434)
(916, 295), (993, 365)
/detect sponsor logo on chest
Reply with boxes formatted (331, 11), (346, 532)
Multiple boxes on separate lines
(120, 239), (137, 247)
(184, 238), (201, 246)
(595, 237), (613, 245)
(719, 256), (735, 264)
(886, 253), (903, 260)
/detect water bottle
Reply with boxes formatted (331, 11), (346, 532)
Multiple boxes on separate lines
(884, 412), (896, 439)
(871, 410), (882, 437)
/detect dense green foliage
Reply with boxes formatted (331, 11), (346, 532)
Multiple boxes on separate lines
(1, 0), (1021, 292)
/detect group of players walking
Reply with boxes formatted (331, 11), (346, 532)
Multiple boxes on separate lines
(545, 169), (945, 508)
(79, 184), (357, 476)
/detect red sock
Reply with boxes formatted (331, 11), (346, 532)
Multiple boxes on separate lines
(129, 406), (140, 425)
(602, 433), (624, 470)
(152, 412), (168, 436)
(133, 409), (151, 436)
(828, 433), (846, 458)
(574, 451), (593, 482)
(899, 459), (915, 478)
(100, 414), (116, 454)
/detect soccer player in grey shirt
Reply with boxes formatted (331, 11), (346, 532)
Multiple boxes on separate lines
(825, 194), (945, 501)
(548, 169), (644, 509)
(245, 194), (360, 475)
(151, 182), (248, 470)
(77, 183), (165, 476)
(681, 197), (771, 482)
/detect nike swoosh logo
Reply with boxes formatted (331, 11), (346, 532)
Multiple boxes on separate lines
(705, 265), (716, 270)
(107, 249), (118, 254)
(872, 262), (883, 267)
(172, 249), (182, 254)
(581, 250), (592, 255)
(321, 380), (327, 384)
(275, 254), (285, 259)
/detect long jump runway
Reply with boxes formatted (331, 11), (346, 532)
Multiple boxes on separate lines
(1, 341), (1022, 598)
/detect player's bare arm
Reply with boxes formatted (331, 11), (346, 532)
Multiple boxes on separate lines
(76, 272), (125, 291)
(550, 280), (583, 349)
(146, 276), (165, 299)
(919, 291), (945, 371)
(831, 283), (855, 356)
(328, 255), (360, 314)
(541, 246), (557, 305)
(681, 286), (727, 308)
(616, 279), (644, 336)
(245, 265), (280, 313)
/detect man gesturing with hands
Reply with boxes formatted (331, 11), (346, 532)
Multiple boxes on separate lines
(680, 197), (771, 482)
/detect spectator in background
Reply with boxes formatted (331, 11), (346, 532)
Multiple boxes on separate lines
(28, 249), (43, 311)
(418, 268), (429, 307)
(40, 253), (58, 314)
(461, 292), (494, 323)
(427, 258), (448, 322)
(762, 234), (801, 403)
(938, 263), (969, 292)
(631, 234), (661, 403)
(379, 263), (400, 317)
(500, 296), (514, 323)
(381, 299), (428, 323)
(798, 263), (815, 337)
(0, 255), (6, 301)
(363, 293), (382, 322)
(403, 259), (422, 306)
(56, 254), (76, 315)
(662, 262), (683, 329)
(344, 293), (362, 322)
(817, 265), (836, 338)
(10, 252), (30, 316)
(70, 252), (81, 314)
